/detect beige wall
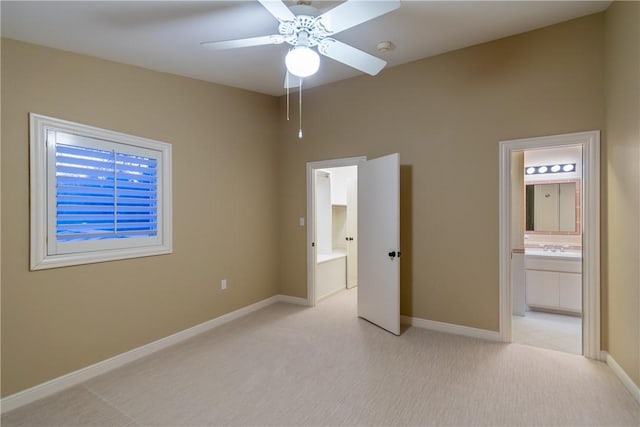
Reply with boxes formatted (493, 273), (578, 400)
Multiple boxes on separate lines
(277, 14), (605, 331)
(1, 39), (280, 396)
(604, 1), (640, 387)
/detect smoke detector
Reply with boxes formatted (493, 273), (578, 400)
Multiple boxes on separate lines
(376, 41), (395, 53)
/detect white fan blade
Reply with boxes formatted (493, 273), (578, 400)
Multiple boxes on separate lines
(284, 71), (303, 89)
(258, 0), (295, 22)
(318, 39), (386, 76)
(316, 0), (400, 35)
(201, 34), (285, 51)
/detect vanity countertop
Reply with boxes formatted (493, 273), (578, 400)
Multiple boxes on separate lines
(525, 248), (582, 260)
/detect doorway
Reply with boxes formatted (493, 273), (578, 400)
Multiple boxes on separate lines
(314, 166), (358, 301)
(512, 146), (583, 355)
(499, 131), (601, 359)
(306, 154), (402, 336)
(306, 157), (365, 306)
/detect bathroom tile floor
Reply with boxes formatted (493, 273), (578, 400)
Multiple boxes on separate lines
(512, 310), (582, 355)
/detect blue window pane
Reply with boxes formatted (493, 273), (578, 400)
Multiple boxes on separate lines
(55, 139), (158, 242)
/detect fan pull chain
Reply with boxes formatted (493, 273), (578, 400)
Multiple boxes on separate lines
(298, 78), (303, 139)
(286, 72), (290, 121)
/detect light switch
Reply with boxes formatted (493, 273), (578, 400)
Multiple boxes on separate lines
(299, 217), (305, 227)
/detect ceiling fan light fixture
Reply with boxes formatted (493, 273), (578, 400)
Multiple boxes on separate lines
(285, 45), (320, 78)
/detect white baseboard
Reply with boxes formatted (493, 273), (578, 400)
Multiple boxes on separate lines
(598, 350), (607, 362)
(276, 294), (309, 305)
(401, 315), (501, 342)
(1, 294), (301, 413)
(602, 351), (640, 404)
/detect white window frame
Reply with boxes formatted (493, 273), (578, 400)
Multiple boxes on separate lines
(30, 113), (173, 270)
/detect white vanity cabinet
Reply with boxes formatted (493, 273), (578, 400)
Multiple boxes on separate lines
(524, 254), (582, 314)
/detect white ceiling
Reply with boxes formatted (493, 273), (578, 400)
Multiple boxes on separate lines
(1, 1), (610, 96)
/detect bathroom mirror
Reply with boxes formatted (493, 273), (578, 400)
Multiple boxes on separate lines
(525, 180), (579, 233)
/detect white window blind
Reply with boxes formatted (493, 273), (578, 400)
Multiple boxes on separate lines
(54, 135), (158, 242)
(31, 114), (172, 270)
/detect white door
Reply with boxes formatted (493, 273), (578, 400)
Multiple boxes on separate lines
(346, 176), (358, 288)
(358, 153), (400, 335)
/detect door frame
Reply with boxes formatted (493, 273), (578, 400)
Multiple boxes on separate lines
(306, 156), (366, 306)
(498, 131), (600, 359)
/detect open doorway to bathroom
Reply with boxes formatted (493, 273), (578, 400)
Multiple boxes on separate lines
(499, 131), (600, 359)
(314, 166), (358, 301)
(306, 157), (365, 306)
(512, 146), (583, 355)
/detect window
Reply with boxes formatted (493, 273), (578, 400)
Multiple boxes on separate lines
(30, 114), (172, 269)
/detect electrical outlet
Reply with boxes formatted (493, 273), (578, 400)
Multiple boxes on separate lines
(221, 279), (227, 290)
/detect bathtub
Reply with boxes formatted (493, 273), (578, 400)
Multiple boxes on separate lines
(317, 251), (347, 300)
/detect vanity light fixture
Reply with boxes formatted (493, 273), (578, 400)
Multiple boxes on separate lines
(525, 163), (576, 175)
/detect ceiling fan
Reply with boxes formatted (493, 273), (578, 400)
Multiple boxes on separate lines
(201, 0), (401, 86)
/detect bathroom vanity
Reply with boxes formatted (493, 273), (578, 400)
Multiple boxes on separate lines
(524, 249), (582, 314)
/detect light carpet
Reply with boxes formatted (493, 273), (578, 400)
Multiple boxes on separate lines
(3, 288), (639, 426)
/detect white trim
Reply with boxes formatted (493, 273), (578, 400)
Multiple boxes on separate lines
(498, 131), (600, 359)
(0, 294), (302, 413)
(401, 315), (501, 342)
(306, 156), (366, 306)
(499, 142), (512, 342)
(276, 294), (310, 305)
(602, 351), (640, 404)
(581, 132), (601, 360)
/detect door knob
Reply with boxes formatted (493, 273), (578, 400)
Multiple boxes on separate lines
(388, 251), (396, 259)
